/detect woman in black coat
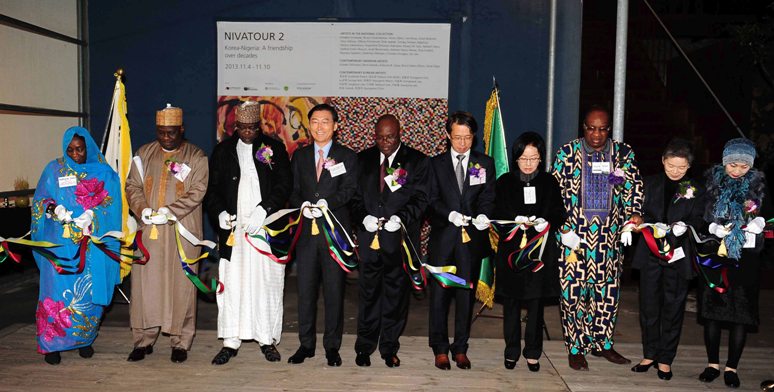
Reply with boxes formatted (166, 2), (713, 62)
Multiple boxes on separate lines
(697, 138), (773, 389)
(493, 132), (562, 372)
(631, 138), (705, 380)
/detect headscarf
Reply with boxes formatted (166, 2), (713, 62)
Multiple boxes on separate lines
(31, 126), (122, 305)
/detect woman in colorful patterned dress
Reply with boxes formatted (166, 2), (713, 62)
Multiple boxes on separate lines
(31, 126), (122, 364)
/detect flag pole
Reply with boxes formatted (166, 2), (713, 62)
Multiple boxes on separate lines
(100, 69), (124, 153)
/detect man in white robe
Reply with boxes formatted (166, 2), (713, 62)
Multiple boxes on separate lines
(205, 101), (292, 364)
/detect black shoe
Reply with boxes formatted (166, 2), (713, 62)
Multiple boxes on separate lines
(78, 345), (94, 358)
(631, 361), (655, 373)
(260, 344), (281, 362)
(657, 367), (673, 380)
(355, 352), (371, 367)
(382, 353), (400, 368)
(211, 347), (238, 365)
(171, 348), (188, 363)
(504, 358), (516, 370)
(287, 347), (314, 364)
(326, 348), (342, 367)
(44, 352), (61, 365)
(699, 367), (721, 382)
(127, 345), (153, 362)
(527, 361), (541, 372)
(724, 371), (740, 388)
(761, 380), (774, 391)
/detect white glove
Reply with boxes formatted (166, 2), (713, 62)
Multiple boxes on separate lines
(73, 210), (94, 234)
(310, 207), (323, 218)
(316, 199), (328, 209)
(150, 208), (169, 225)
(533, 217), (548, 232)
(218, 211), (233, 230)
(652, 222), (669, 238)
(243, 206), (267, 236)
(448, 211), (467, 227)
(561, 230), (582, 250)
(672, 221), (687, 237)
(141, 208), (153, 225)
(621, 231), (632, 246)
(384, 215), (401, 232)
(472, 214), (490, 231)
(745, 216), (766, 235)
(157, 206), (173, 219)
(363, 215), (379, 233)
(514, 215), (529, 230)
(53, 205), (73, 223)
(709, 222), (731, 238)
(301, 201), (314, 219)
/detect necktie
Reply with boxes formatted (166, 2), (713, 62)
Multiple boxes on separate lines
(456, 154), (465, 193)
(379, 158), (388, 192)
(316, 149), (324, 181)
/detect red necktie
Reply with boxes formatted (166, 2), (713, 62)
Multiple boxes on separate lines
(379, 158), (388, 192)
(316, 149), (324, 181)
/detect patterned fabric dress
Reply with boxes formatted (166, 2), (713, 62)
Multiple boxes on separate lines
(551, 138), (643, 354)
(31, 127), (122, 354)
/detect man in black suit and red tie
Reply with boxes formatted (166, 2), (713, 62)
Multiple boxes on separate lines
(351, 114), (430, 368)
(427, 111), (495, 370)
(287, 103), (358, 367)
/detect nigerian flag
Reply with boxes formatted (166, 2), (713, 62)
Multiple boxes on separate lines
(483, 83), (509, 178)
(477, 80), (509, 308)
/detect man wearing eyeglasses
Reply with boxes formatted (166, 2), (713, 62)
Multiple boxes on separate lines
(551, 105), (643, 371)
(427, 111), (495, 370)
(350, 114), (429, 368)
(287, 103), (358, 367)
(205, 101), (292, 365)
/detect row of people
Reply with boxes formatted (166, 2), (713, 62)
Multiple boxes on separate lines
(30, 103), (769, 390)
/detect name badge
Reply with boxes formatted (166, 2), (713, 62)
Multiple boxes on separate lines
(470, 174), (485, 186)
(591, 161), (611, 174)
(384, 175), (402, 192)
(174, 163), (192, 182)
(328, 162), (346, 177)
(744, 232), (756, 248)
(524, 186), (536, 205)
(58, 175), (77, 188)
(668, 246), (685, 263)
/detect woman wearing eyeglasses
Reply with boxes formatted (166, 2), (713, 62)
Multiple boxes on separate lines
(493, 132), (563, 372)
(630, 138), (705, 380)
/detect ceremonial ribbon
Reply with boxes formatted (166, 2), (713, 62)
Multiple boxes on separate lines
(490, 219), (550, 273)
(247, 205), (358, 273)
(638, 223), (674, 261)
(166, 222), (222, 294)
(396, 222), (472, 290)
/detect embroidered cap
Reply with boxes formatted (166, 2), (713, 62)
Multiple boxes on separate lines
(722, 138), (756, 166)
(235, 101), (261, 124)
(156, 103), (183, 126)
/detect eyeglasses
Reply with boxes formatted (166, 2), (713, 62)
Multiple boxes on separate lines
(451, 135), (474, 142)
(518, 157), (541, 164)
(583, 124), (611, 133)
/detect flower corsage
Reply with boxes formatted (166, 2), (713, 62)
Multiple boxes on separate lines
(255, 144), (273, 169)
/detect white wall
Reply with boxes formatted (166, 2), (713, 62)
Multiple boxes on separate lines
(0, 0), (81, 191)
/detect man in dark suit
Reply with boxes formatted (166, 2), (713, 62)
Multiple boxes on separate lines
(427, 111), (495, 370)
(204, 101), (292, 365)
(351, 114), (430, 368)
(287, 103), (358, 367)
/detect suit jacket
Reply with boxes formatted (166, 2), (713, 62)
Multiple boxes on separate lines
(351, 144), (430, 253)
(427, 150), (495, 268)
(204, 134), (292, 260)
(289, 142), (358, 235)
(632, 172), (705, 278)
